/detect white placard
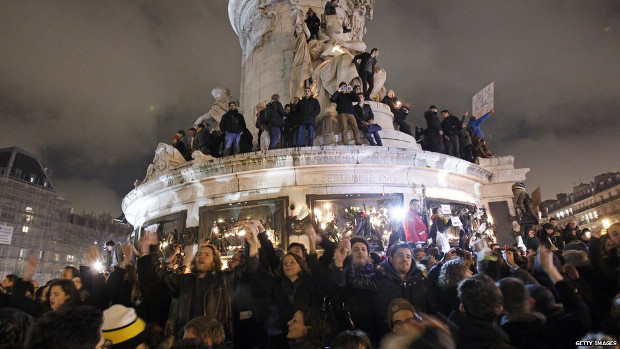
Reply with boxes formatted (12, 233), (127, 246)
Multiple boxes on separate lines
(451, 216), (463, 226)
(472, 82), (494, 118)
(440, 204), (452, 215)
(0, 225), (14, 245)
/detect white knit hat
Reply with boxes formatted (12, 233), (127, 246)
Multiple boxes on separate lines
(102, 304), (146, 347)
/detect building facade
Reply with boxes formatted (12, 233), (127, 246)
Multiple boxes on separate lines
(0, 147), (132, 284)
(541, 172), (620, 230)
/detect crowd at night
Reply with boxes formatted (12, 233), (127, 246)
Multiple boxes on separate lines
(1, 214), (619, 348)
(1, 0), (618, 348)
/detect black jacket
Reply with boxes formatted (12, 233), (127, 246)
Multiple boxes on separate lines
(296, 96), (321, 124)
(441, 114), (460, 136)
(330, 91), (359, 114)
(449, 311), (515, 349)
(349, 259), (433, 335)
(265, 100), (286, 127)
(424, 110), (442, 135)
(219, 110), (246, 133)
(353, 103), (374, 125)
(352, 52), (376, 73)
(499, 312), (547, 349)
(137, 252), (258, 339)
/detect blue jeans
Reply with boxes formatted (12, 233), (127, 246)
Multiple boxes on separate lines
(365, 130), (383, 146)
(223, 132), (241, 156)
(269, 127), (281, 149)
(297, 123), (315, 146)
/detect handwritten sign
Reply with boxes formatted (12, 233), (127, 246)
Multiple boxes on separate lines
(451, 216), (463, 226)
(0, 225), (14, 244)
(472, 82), (494, 118)
(441, 204), (452, 215)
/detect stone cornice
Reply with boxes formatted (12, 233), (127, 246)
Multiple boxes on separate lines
(122, 146), (493, 211)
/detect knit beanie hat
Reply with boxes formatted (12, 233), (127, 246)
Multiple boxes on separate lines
(387, 298), (416, 330)
(102, 305), (146, 349)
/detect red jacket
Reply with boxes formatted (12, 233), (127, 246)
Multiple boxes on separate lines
(404, 209), (428, 243)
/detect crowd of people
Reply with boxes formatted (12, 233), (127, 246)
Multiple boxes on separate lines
(170, 85), (495, 164)
(1, 212), (618, 348)
(167, 1), (495, 163)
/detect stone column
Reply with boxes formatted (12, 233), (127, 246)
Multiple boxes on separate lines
(478, 156), (530, 245)
(228, 0), (327, 136)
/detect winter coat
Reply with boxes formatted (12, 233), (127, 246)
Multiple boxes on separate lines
(137, 252), (258, 339)
(562, 226), (581, 244)
(296, 96), (321, 124)
(353, 103), (374, 126)
(352, 52), (376, 73)
(219, 110), (246, 134)
(448, 311), (515, 349)
(459, 126), (473, 147)
(330, 91), (359, 114)
(350, 259), (432, 336)
(468, 112), (491, 138)
(441, 114), (460, 136)
(403, 209), (428, 243)
(265, 100), (286, 127)
(499, 312), (547, 349)
(541, 280), (592, 349)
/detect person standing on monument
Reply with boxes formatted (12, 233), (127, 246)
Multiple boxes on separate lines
(424, 105), (445, 153)
(265, 94), (286, 150)
(305, 8), (321, 41)
(220, 101), (246, 156)
(403, 199), (428, 244)
(296, 87), (321, 146)
(440, 110), (460, 157)
(352, 48), (380, 99)
(330, 82), (362, 145)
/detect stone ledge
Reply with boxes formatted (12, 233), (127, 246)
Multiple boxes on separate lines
(123, 146), (493, 211)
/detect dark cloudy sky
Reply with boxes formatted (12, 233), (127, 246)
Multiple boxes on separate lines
(1, 1), (618, 215)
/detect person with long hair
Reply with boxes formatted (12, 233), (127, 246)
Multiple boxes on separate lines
(286, 307), (331, 349)
(47, 279), (80, 311)
(137, 222), (260, 343)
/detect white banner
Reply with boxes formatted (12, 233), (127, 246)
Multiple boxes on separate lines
(0, 225), (14, 245)
(472, 82), (494, 118)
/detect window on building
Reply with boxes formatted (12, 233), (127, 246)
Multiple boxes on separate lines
(22, 226), (28, 233)
(53, 253), (59, 262)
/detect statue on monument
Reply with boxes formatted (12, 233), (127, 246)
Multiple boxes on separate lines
(289, 1), (313, 101)
(193, 87), (238, 129)
(287, 0), (387, 136)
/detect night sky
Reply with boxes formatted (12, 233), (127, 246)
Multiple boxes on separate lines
(1, 1), (618, 215)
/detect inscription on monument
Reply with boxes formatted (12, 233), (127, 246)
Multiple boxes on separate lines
(311, 173), (398, 184)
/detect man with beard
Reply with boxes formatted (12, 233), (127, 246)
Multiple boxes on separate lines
(347, 241), (433, 341)
(333, 237), (379, 341)
(137, 223), (260, 341)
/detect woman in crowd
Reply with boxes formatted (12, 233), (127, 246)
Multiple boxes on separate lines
(47, 279), (80, 311)
(286, 307), (330, 349)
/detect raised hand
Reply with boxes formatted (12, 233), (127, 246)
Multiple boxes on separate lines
(139, 232), (158, 255)
(123, 244), (134, 267)
(333, 239), (350, 268)
(85, 246), (100, 266)
(23, 253), (39, 281)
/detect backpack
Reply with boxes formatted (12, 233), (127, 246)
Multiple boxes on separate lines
(266, 102), (284, 127)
